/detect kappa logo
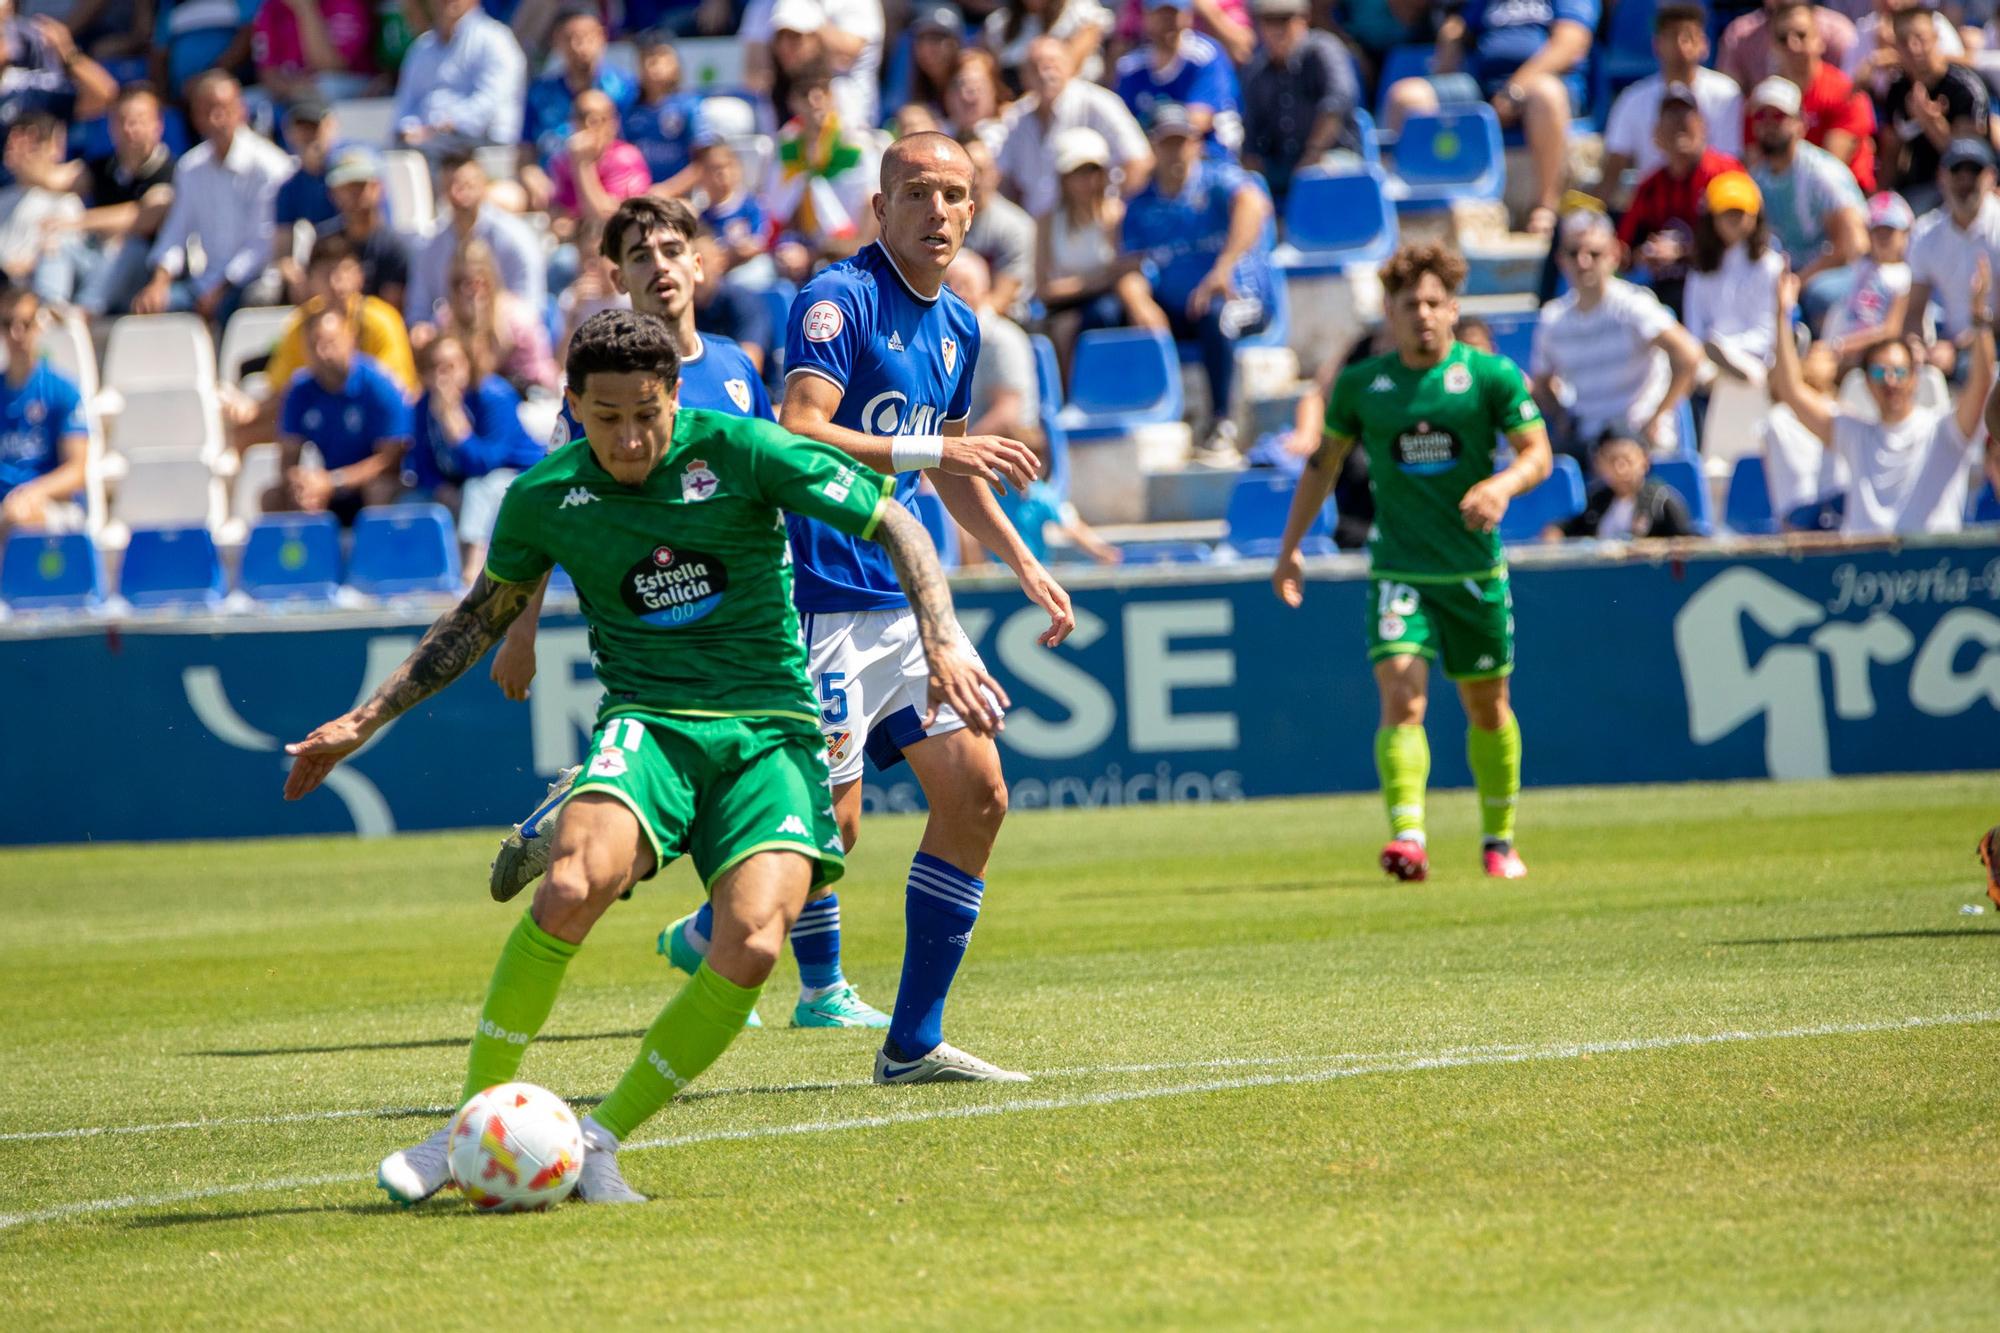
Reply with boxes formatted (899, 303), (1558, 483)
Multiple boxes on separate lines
(887, 330), (905, 353)
(1474, 654), (1497, 670)
(941, 335), (957, 375)
(823, 834), (846, 852)
(560, 487), (599, 509)
(777, 814), (810, 836)
(724, 378), (752, 412)
(1368, 374), (1395, 392)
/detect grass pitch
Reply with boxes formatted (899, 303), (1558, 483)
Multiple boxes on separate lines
(3, 774), (1999, 1329)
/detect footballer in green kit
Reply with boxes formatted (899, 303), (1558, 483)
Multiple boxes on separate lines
(282, 309), (1006, 1207)
(1273, 243), (1554, 883)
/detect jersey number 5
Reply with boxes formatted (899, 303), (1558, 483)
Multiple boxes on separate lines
(818, 671), (849, 725)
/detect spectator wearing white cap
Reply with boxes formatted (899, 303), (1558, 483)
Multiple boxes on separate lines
(742, 0), (885, 133)
(1239, 0), (1359, 210)
(1876, 4), (1991, 214)
(1532, 210), (1704, 460)
(1114, 0), (1242, 157)
(1771, 256), (1995, 536)
(997, 34), (1151, 216)
(1747, 74), (1867, 322)
(1905, 137), (2000, 379)
(1036, 125), (1165, 374)
(1601, 2), (1744, 205)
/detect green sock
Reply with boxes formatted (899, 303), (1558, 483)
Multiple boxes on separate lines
(1374, 725), (1430, 841)
(1467, 714), (1522, 844)
(461, 912), (579, 1103)
(591, 963), (762, 1142)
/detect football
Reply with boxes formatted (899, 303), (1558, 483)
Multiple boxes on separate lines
(446, 1082), (585, 1212)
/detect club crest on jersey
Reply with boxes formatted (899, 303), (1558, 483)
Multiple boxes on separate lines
(825, 730), (853, 764)
(803, 300), (844, 342)
(724, 378), (752, 412)
(1444, 364), (1472, 394)
(681, 458), (719, 502)
(941, 336), (957, 375)
(622, 544), (729, 626)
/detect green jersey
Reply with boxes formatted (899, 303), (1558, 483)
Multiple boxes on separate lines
(1324, 342), (1541, 580)
(485, 407), (889, 722)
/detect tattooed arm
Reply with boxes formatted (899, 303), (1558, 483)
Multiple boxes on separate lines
(283, 573), (537, 799)
(871, 503), (1010, 736)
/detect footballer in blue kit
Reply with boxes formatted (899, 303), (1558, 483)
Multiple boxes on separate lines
(0, 290), (88, 532)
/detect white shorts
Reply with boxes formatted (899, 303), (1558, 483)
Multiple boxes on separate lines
(801, 606), (999, 786)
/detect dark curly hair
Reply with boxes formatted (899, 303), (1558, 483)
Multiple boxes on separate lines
(1379, 242), (1468, 298)
(565, 309), (682, 398)
(600, 195), (701, 265)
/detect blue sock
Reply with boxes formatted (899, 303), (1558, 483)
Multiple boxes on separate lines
(689, 900), (714, 951)
(790, 894), (845, 991)
(888, 852), (984, 1059)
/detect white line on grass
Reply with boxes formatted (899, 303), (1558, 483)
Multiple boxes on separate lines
(1, 1009), (1992, 1234)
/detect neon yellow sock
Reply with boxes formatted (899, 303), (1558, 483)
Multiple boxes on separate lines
(1467, 714), (1522, 844)
(1374, 725), (1429, 840)
(591, 963), (762, 1141)
(462, 912), (579, 1103)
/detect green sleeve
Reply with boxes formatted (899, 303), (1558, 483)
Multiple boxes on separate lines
(1485, 355), (1543, 436)
(743, 417), (891, 539)
(1323, 365), (1363, 442)
(482, 475), (553, 585)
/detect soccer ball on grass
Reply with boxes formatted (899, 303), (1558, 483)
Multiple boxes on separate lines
(446, 1082), (584, 1212)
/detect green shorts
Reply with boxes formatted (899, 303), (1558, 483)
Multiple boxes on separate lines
(568, 710), (845, 892)
(1365, 573), (1515, 681)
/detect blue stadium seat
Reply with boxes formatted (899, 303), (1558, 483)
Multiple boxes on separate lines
(1372, 43), (1438, 119)
(1968, 482), (2000, 524)
(1058, 329), (1184, 442)
(547, 565), (578, 596)
(1348, 107), (1382, 168)
(1278, 167), (1397, 276)
(911, 488), (961, 570)
(1390, 107), (1505, 209)
(1484, 311), (1538, 376)
(1725, 456), (1777, 535)
(240, 514), (343, 603)
(1498, 455), (1587, 543)
(1649, 457), (1715, 536)
(1119, 541), (1216, 565)
(0, 530), (105, 612)
(120, 526), (225, 609)
(1223, 469), (1334, 557)
(1029, 333), (1072, 499)
(1593, 0), (1661, 123)
(347, 503), (462, 597)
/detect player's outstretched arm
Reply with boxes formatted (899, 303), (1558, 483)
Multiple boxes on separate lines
(1770, 267), (1838, 446)
(489, 570), (552, 702)
(930, 467), (1076, 647)
(872, 503), (1011, 736)
(1271, 433), (1349, 607)
(283, 573), (537, 799)
(781, 373), (1039, 492)
(1956, 258), (1995, 443)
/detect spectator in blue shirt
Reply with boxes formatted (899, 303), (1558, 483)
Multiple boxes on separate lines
(269, 304), (411, 524)
(0, 289), (86, 535)
(273, 96), (342, 304)
(692, 135), (769, 278)
(520, 4), (637, 211)
(1383, 0), (1598, 236)
(150, 0), (261, 101)
(1123, 102), (1275, 463)
(407, 330), (541, 565)
(0, 6), (116, 136)
(621, 31), (704, 191)
(393, 0), (529, 157)
(1114, 0), (1242, 158)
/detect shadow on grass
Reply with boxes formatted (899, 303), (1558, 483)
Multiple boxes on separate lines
(1721, 929), (1997, 946)
(124, 1201), (403, 1229)
(190, 1030), (648, 1058)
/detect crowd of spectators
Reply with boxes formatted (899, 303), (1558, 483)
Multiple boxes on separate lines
(1, 0), (1998, 553)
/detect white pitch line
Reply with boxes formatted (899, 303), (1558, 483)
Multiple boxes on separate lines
(2, 1009), (1992, 1235)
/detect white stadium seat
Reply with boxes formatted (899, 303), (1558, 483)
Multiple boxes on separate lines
(219, 305), (296, 388)
(380, 150), (436, 233)
(39, 311), (112, 537)
(107, 387), (227, 462)
(103, 314), (216, 393)
(109, 448), (228, 533)
(332, 97), (396, 147)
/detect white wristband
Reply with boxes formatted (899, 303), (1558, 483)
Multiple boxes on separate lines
(890, 434), (945, 474)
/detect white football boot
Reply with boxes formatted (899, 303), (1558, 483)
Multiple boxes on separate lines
(573, 1116), (648, 1204)
(377, 1123), (453, 1206)
(488, 766), (581, 902)
(874, 1041), (1031, 1085)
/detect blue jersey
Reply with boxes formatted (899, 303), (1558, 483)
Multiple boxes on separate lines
(0, 362), (84, 497)
(1114, 33), (1243, 155)
(623, 92), (704, 184)
(523, 68), (639, 167)
(279, 355), (412, 471)
(783, 242), (979, 613)
(408, 374), (545, 490)
(555, 330), (773, 446)
(1123, 159), (1275, 317)
(703, 192), (767, 253)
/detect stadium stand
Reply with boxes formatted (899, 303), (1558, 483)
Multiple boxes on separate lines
(1058, 329), (1184, 442)
(1, 531), (106, 612)
(1725, 456), (1778, 537)
(1222, 469), (1333, 559)
(346, 504), (463, 598)
(119, 526), (227, 609)
(1387, 108), (1506, 210)
(1650, 457), (1717, 537)
(239, 514), (344, 605)
(1498, 456), (1589, 544)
